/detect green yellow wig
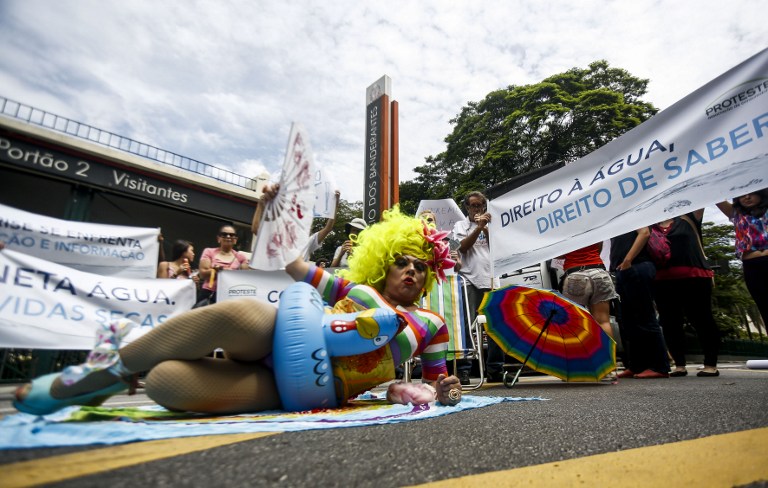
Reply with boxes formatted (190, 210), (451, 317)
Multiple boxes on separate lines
(340, 206), (453, 296)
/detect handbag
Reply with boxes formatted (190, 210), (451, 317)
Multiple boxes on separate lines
(646, 224), (671, 268)
(193, 290), (216, 309)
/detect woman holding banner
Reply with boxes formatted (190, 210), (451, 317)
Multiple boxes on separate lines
(653, 210), (720, 377)
(197, 225), (249, 305)
(13, 205), (461, 415)
(716, 188), (768, 332)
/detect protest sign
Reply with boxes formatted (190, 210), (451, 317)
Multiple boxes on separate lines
(313, 164), (338, 218)
(217, 268), (296, 306)
(218, 268), (346, 306)
(415, 199), (465, 232)
(0, 249), (195, 349)
(490, 47), (768, 276)
(0, 203), (160, 278)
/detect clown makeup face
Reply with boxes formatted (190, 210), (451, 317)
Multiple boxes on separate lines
(382, 255), (428, 308)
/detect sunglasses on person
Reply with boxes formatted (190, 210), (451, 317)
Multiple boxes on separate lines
(218, 232), (238, 238)
(394, 255), (427, 273)
(425, 217), (435, 223)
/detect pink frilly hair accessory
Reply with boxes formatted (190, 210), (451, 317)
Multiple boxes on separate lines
(422, 223), (456, 282)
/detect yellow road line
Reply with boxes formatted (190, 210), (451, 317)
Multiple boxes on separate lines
(412, 427), (768, 487)
(2, 432), (278, 488)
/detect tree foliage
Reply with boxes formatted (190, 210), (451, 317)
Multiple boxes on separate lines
(401, 60), (658, 209)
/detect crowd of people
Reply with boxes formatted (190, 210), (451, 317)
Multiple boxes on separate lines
(555, 189), (767, 380)
(10, 185), (767, 416)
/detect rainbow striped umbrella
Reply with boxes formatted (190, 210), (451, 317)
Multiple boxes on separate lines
(480, 285), (616, 385)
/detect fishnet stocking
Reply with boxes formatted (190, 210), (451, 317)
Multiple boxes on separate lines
(145, 358), (280, 414)
(121, 298), (276, 369)
(50, 298), (277, 410)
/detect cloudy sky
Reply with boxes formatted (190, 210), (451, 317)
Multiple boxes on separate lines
(0, 1), (764, 223)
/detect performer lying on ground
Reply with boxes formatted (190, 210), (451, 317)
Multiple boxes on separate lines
(14, 203), (461, 415)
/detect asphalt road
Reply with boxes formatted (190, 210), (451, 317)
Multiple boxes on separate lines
(2, 363), (767, 487)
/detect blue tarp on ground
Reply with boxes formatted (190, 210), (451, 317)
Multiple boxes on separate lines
(1, 394), (545, 450)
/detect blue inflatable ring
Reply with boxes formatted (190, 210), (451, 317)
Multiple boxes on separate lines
(273, 282), (401, 411)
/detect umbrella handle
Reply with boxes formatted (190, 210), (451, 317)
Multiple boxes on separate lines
(505, 309), (555, 388)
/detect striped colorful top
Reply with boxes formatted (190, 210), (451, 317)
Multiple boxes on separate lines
(303, 264), (449, 396)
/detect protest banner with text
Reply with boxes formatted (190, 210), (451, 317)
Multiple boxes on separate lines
(0, 203), (160, 278)
(0, 249), (195, 349)
(490, 48), (768, 276)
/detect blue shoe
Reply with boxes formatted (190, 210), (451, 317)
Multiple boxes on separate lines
(12, 372), (127, 416)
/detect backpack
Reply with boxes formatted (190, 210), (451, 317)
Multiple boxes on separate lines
(646, 225), (671, 268)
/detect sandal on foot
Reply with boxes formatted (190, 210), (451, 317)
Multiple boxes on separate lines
(13, 372), (128, 416)
(669, 369), (688, 377)
(696, 369), (719, 377)
(14, 319), (136, 416)
(60, 319), (135, 386)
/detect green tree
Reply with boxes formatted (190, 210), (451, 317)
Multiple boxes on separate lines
(400, 61), (658, 210)
(398, 180), (430, 216)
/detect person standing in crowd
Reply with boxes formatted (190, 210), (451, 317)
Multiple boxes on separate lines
(654, 210), (720, 377)
(559, 243), (618, 340)
(198, 225), (249, 305)
(418, 210), (438, 229)
(157, 240), (199, 283)
(453, 191), (501, 384)
(610, 229), (670, 379)
(717, 189), (768, 327)
(331, 217), (368, 268)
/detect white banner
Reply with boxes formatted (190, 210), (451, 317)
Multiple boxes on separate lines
(217, 268), (299, 306)
(416, 199), (465, 233)
(490, 48), (768, 276)
(313, 164), (338, 218)
(0, 249), (195, 349)
(0, 203), (160, 278)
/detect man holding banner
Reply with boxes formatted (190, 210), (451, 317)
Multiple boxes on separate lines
(453, 191), (504, 383)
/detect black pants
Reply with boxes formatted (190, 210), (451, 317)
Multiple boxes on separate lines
(615, 262), (669, 373)
(655, 277), (719, 368)
(743, 255), (768, 328)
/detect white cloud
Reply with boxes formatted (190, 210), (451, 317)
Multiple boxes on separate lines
(0, 0), (765, 203)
